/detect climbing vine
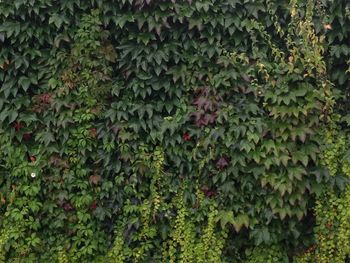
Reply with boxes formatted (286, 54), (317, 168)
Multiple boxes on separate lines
(294, 121), (350, 263)
(0, 0), (349, 262)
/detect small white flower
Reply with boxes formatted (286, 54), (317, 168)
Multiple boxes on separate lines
(31, 172), (36, 178)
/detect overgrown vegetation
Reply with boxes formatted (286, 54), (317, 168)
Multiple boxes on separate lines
(0, 0), (349, 262)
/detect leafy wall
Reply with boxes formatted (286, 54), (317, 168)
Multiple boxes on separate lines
(0, 0), (349, 262)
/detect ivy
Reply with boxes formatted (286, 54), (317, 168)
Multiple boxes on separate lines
(0, 0), (349, 262)
(294, 121), (350, 263)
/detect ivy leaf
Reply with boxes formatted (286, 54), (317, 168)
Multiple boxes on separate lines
(89, 174), (101, 185)
(36, 131), (55, 147)
(8, 110), (18, 123)
(216, 210), (234, 228)
(49, 14), (64, 28)
(232, 214), (250, 232)
(18, 76), (31, 91)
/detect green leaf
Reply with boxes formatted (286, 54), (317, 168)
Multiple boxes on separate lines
(18, 76), (31, 91)
(8, 110), (18, 123)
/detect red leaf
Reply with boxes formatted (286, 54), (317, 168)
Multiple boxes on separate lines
(22, 133), (32, 141)
(216, 156), (230, 169)
(89, 174), (101, 185)
(183, 133), (191, 141)
(90, 128), (97, 138)
(40, 93), (52, 104)
(63, 202), (74, 212)
(13, 121), (23, 131)
(90, 200), (97, 210)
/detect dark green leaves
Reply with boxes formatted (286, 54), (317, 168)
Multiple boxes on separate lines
(1, 0), (348, 262)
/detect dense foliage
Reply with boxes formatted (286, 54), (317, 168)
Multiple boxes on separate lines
(0, 0), (349, 262)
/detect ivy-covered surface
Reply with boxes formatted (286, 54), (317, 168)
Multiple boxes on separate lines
(0, 0), (349, 262)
